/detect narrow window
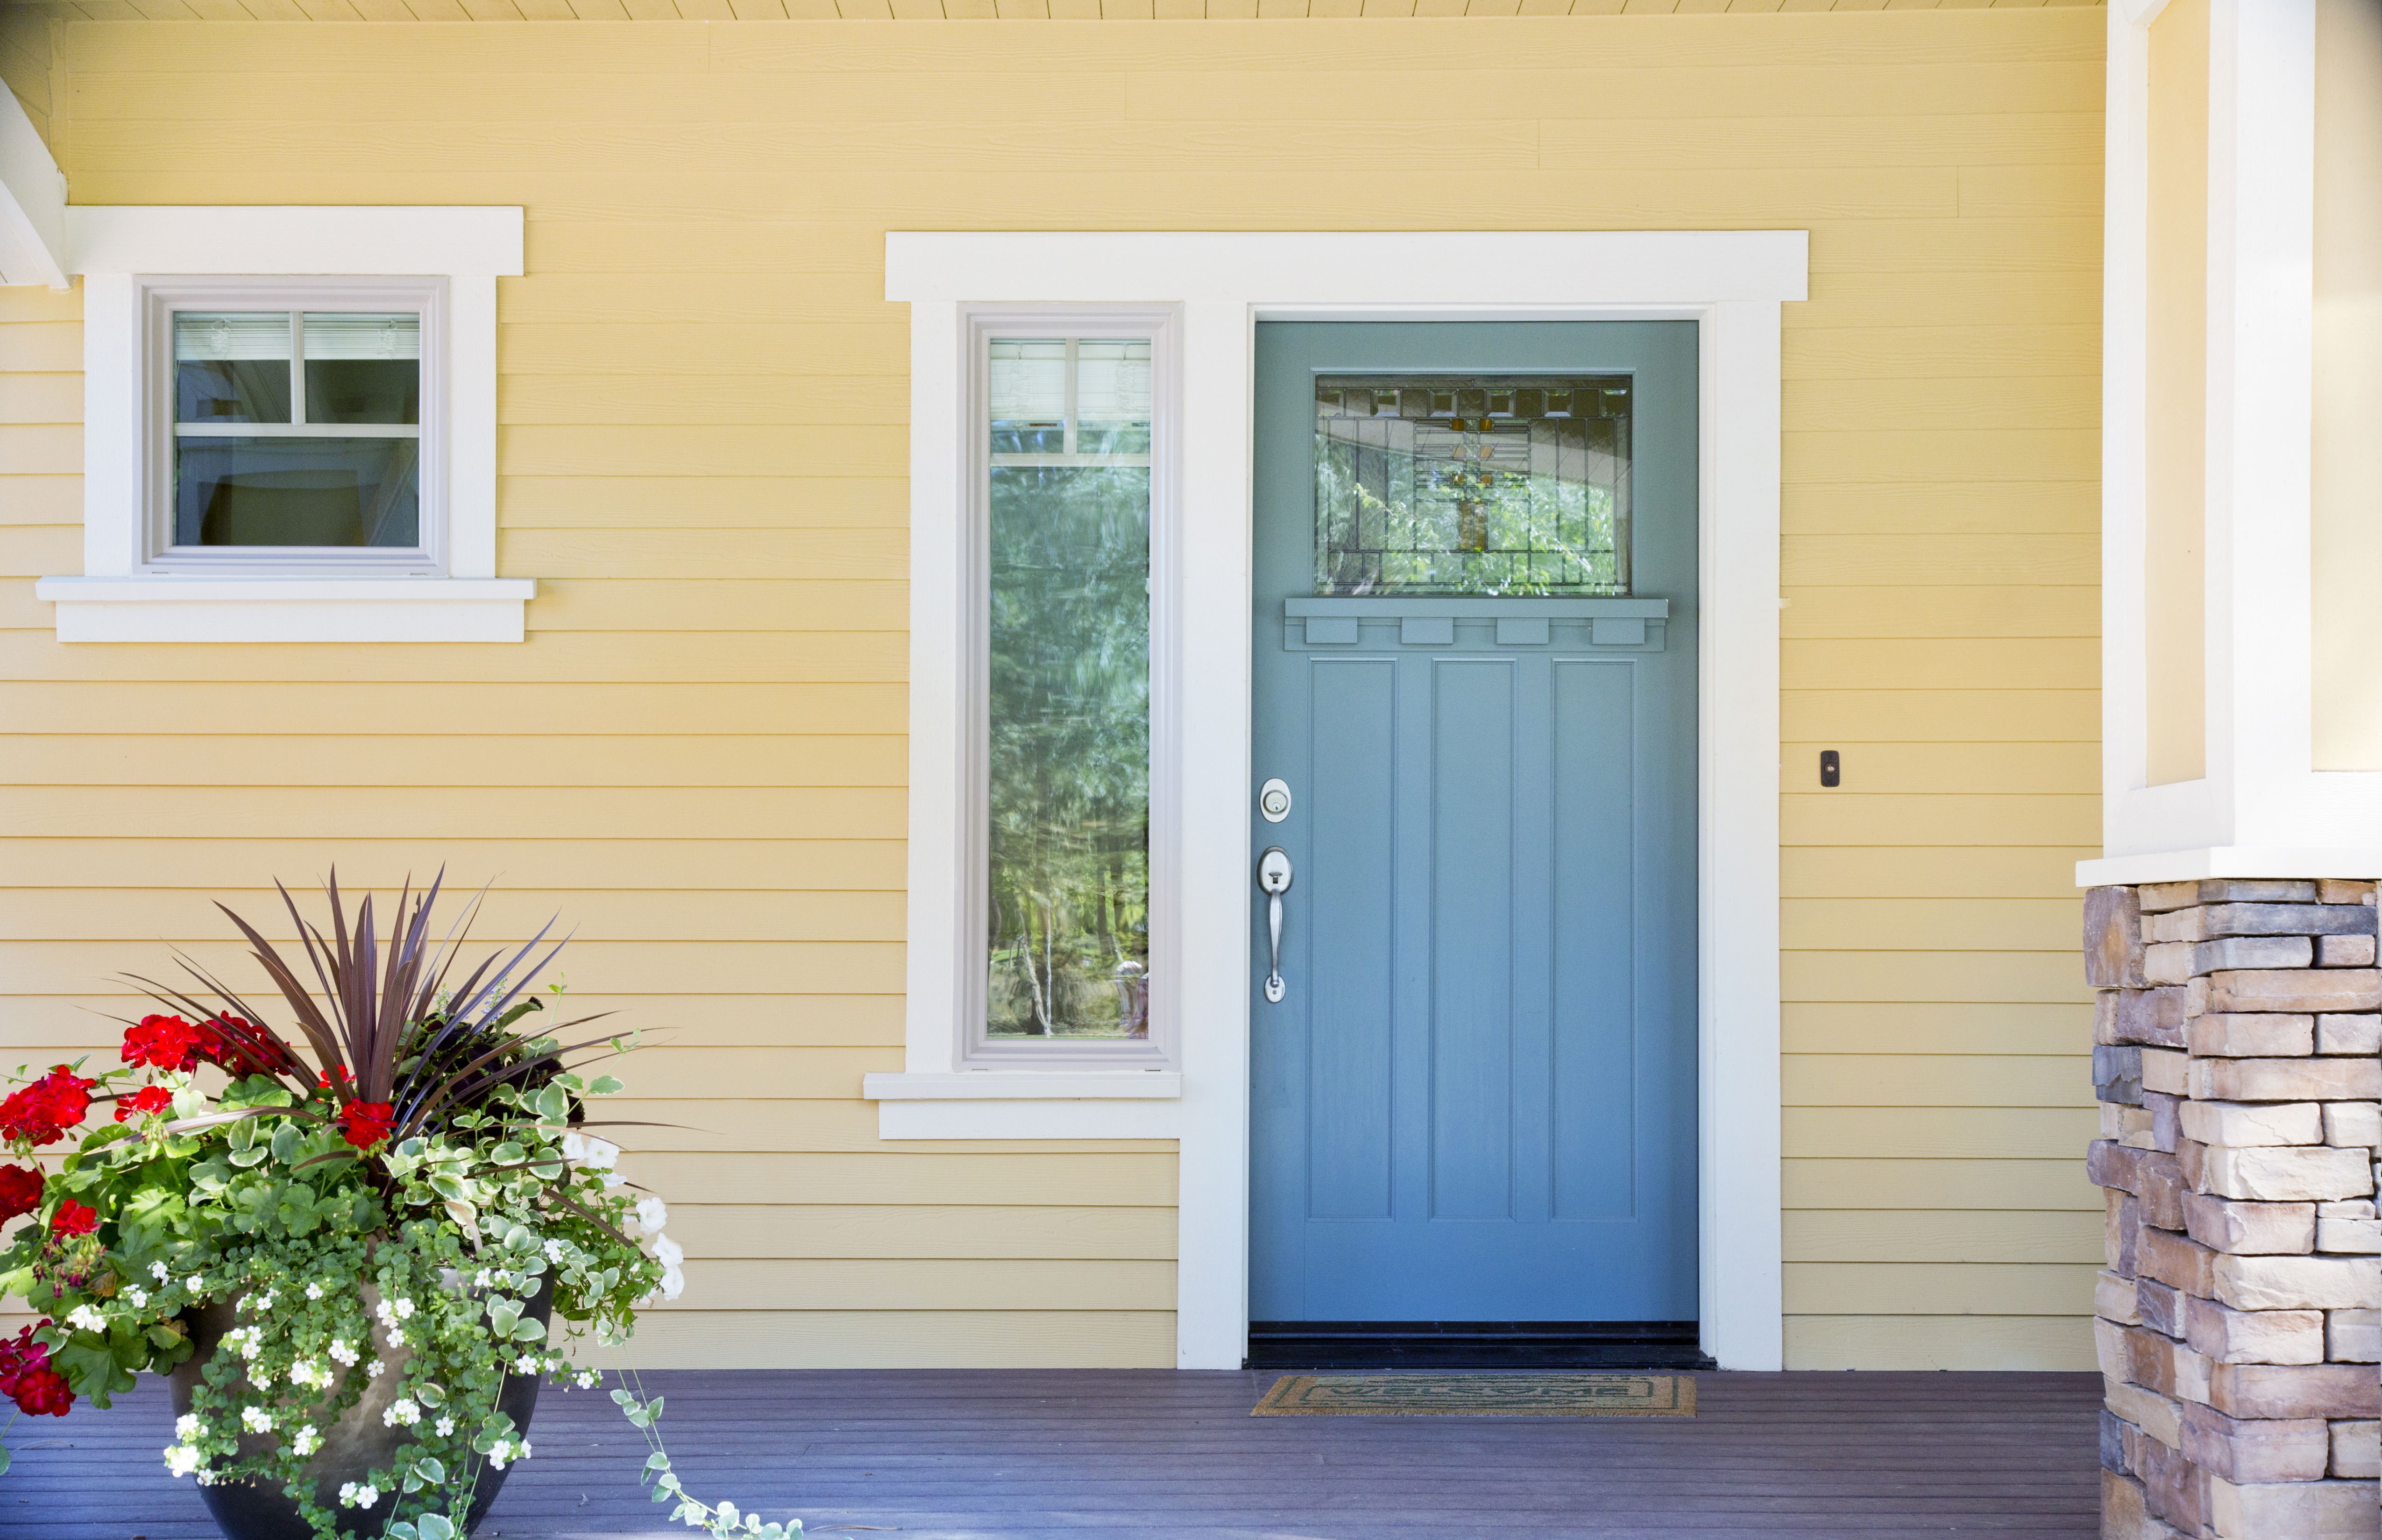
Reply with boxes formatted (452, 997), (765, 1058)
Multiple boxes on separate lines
(152, 283), (440, 570)
(984, 337), (1153, 1043)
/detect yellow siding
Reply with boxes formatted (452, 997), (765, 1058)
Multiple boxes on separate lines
(1, 7), (2101, 1369)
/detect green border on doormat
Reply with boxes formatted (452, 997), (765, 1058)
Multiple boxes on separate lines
(1251, 1373), (1696, 1417)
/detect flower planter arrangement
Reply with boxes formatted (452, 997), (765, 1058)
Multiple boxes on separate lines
(0, 875), (799, 1540)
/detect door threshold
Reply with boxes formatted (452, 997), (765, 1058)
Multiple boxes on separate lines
(1245, 1321), (1715, 1372)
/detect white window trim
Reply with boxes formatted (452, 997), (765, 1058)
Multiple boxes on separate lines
(952, 311), (1181, 1073)
(35, 205), (532, 643)
(871, 231), (1803, 1374)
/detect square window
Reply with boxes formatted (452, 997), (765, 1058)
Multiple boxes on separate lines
(146, 281), (444, 572)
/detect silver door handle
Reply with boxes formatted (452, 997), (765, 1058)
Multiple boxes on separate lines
(1258, 846), (1293, 1003)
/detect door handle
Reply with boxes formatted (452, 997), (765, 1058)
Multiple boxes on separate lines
(1258, 846), (1293, 1003)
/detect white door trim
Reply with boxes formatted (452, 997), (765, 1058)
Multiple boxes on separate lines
(886, 232), (1802, 1372)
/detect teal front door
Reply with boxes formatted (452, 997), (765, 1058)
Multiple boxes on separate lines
(1248, 322), (1699, 1325)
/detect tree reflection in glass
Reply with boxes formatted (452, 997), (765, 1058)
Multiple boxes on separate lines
(1313, 376), (1632, 596)
(985, 339), (1152, 1040)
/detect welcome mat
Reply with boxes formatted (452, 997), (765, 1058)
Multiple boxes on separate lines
(1251, 1373), (1695, 1418)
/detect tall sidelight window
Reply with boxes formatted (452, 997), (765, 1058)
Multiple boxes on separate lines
(149, 281), (442, 571)
(983, 337), (1154, 1043)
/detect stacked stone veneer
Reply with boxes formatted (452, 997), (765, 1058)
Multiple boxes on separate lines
(2089, 879), (2382, 1539)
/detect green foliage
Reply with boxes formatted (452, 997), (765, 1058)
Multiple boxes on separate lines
(0, 876), (806, 1540)
(985, 464), (1152, 1040)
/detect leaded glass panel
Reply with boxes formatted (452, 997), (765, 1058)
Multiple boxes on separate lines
(1312, 374), (1631, 595)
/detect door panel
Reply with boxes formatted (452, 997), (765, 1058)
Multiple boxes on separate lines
(1249, 322), (1698, 1326)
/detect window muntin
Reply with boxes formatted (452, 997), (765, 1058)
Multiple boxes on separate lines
(1313, 374), (1632, 596)
(155, 292), (435, 568)
(984, 337), (1153, 1043)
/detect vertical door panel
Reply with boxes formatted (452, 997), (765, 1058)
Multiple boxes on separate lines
(1305, 659), (1397, 1222)
(1426, 658), (1517, 1222)
(1552, 658), (1638, 1222)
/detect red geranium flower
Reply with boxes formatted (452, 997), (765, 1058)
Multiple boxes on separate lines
(0, 1326), (71, 1418)
(9, 1366), (71, 1417)
(339, 1100), (396, 1150)
(48, 1199), (97, 1237)
(0, 1165), (42, 1223)
(0, 1068), (95, 1147)
(113, 1086), (173, 1123)
(0, 1333), (70, 1418)
(196, 1014), (293, 1079)
(121, 1014), (202, 1074)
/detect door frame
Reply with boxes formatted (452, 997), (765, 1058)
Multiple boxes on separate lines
(885, 231), (1806, 1372)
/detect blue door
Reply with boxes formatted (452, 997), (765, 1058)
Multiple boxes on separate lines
(1249, 322), (1698, 1325)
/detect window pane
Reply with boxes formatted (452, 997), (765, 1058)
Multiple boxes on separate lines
(1313, 374), (1632, 596)
(987, 339), (1068, 455)
(985, 337), (1153, 1042)
(303, 312), (421, 425)
(174, 312), (292, 425)
(173, 437), (420, 549)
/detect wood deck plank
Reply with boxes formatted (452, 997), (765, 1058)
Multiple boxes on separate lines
(0, 1369), (2100, 1537)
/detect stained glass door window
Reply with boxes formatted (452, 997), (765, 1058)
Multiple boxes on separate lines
(1312, 375), (1631, 595)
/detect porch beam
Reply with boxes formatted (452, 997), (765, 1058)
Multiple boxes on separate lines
(0, 84), (66, 290)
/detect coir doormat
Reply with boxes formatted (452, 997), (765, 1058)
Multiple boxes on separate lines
(1251, 1373), (1695, 1418)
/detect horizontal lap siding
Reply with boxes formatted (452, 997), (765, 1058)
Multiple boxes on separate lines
(6, 7), (2099, 1369)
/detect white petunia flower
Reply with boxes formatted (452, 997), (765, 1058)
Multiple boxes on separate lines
(562, 1131), (619, 1170)
(241, 1406), (274, 1434)
(382, 1398), (420, 1428)
(65, 1305), (106, 1332)
(659, 1266), (685, 1302)
(163, 1444), (203, 1478)
(633, 1195), (668, 1235)
(291, 1424), (322, 1457)
(650, 1235), (684, 1269)
(175, 1413), (201, 1441)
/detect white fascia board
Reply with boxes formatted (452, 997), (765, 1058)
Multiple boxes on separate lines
(2079, 846), (2382, 885)
(66, 206), (524, 277)
(0, 86), (67, 289)
(887, 232), (1809, 307)
(35, 577), (536, 643)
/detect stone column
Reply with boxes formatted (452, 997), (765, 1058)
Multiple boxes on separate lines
(2090, 880), (2382, 1539)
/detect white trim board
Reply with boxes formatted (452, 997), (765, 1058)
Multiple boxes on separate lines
(41, 205), (525, 644)
(883, 231), (1802, 1374)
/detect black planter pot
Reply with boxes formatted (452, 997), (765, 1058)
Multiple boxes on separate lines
(168, 1275), (553, 1540)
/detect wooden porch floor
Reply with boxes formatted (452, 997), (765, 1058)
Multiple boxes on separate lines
(7, 1369), (2101, 1539)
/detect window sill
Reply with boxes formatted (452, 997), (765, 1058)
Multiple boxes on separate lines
(34, 576), (537, 643)
(862, 1071), (1183, 1141)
